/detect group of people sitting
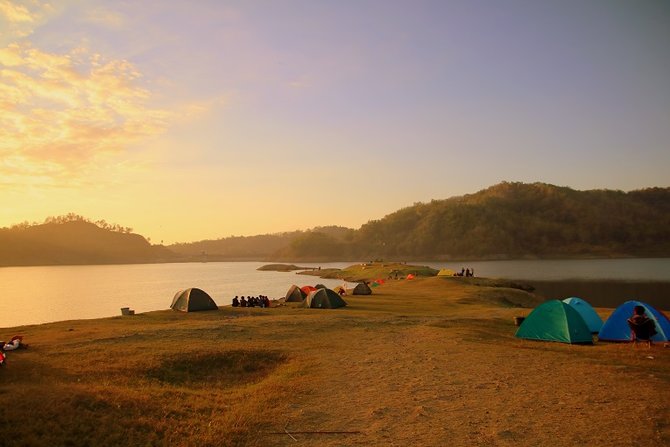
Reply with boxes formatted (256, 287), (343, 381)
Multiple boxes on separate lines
(455, 268), (475, 277)
(232, 295), (271, 308)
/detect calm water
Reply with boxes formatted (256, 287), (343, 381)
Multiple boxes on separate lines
(0, 262), (355, 329)
(1, 259), (668, 328)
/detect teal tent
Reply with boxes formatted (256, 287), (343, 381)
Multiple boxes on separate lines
(516, 300), (593, 344)
(562, 297), (603, 333)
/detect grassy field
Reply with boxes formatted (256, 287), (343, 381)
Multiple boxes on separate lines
(1, 275), (669, 446)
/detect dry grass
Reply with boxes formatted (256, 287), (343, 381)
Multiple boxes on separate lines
(1, 277), (668, 446)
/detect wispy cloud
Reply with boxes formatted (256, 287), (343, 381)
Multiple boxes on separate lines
(0, 42), (170, 185)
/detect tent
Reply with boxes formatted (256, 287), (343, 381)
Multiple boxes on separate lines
(301, 285), (317, 295)
(303, 288), (347, 309)
(171, 288), (218, 312)
(333, 285), (345, 294)
(353, 282), (372, 295)
(598, 300), (670, 342)
(562, 297), (604, 333)
(516, 300), (593, 344)
(437, 268), (455, 277)
(285, 284), (306, 302)
(406, 274), (415, 280)
(315, 284), (327, 290)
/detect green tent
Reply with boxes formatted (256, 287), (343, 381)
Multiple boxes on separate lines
(171, 288), (218, 312)
(303, 288), (347, 309)
(515, 300), (593, 344)
(285, 284), (306, 302)
(353, 282), (372, 295)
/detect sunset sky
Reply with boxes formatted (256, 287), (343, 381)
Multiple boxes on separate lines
(2, 0), (669, 243)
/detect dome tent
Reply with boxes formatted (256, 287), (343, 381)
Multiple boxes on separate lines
(171, 288), (218, 312)
(562, 297), (603, 333)
(516, 300), (593, 344)
(285, 284), (307, 302)
(437, 269), (455, 277)
(303, 288), (347, 309)
(598, 300), (670, 342)
(353, 282), (372, 295)
(315, 284), (327, 289)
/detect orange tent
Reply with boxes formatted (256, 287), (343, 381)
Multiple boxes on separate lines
(406, 274), (415, 280)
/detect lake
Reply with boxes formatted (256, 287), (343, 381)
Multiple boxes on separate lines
(1, 258), (668, 328)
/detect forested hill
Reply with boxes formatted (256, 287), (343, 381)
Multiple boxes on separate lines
(271, 182), (670, 260)
(168, 226), (355, 261)
(4, 183), (670, 266)
(0, 217), (174, 266)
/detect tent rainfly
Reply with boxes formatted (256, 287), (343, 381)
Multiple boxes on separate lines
(303, 288), (347, 309)
(598, 300), (670, 342)
(562, 297), (604, 333)
(515, 300), (593, 344)
(285, 284), (307, 302)
(353, 282), (372, 295)
(171, 288), (218, 312)
(437, 268), (456, 277)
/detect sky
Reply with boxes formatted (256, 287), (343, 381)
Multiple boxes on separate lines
(1, 0), (669, 244)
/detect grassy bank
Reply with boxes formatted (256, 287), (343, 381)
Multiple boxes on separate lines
(1, 277), (668, 446)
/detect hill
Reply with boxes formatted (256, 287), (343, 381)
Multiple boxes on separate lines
(274, 182), (670, 260)
(0, 216), (174, 266)
(3, 182), (670, 266)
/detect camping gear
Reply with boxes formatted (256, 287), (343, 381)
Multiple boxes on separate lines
(285, 285), (307, 302)
(598, 300), (670, 342)
(315, 284), (327, 289)
(562, 297), (603, 333)
(437, 269), (455, 277)
(301, 285), (318, 295)
(406, 274), (415, 280)
(353, 282), (372, 295)
(171, 288), (218, 312)
(515, 300), (593, 344)
(303, 288), (347, 309)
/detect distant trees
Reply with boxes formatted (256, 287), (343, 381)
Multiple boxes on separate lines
(5, 214), (134, 234)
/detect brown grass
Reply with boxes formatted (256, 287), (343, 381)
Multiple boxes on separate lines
(1, 277), (668, 446)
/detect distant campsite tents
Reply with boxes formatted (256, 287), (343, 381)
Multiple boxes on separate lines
(516, 300), (593, 344)
(303, 288), (347, 309)
(171, 288), (218, 312)
(285, 285), (306, 302)
(437, 269), (455, 277)
(598, 300), (670, 342)
(562, 297), (604, 333)
(353, 282), (372, 295)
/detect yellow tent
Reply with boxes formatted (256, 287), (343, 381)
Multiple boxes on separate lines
(437, 268), (456, 277)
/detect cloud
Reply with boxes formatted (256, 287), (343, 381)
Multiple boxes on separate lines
(82, 6), (126, 29)
(0, 0), (35, 23)
(0, 42), (171, 185)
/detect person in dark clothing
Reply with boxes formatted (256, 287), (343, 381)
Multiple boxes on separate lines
(240, 297), (247, 307)
(627, 305), (657, 348)
(232, 296), (240, 307)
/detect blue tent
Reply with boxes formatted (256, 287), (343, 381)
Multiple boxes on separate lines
(598, 300), (670, 342)
(562, 297), (603, 333)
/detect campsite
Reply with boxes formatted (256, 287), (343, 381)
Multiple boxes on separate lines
(1, 267), (668, 447)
